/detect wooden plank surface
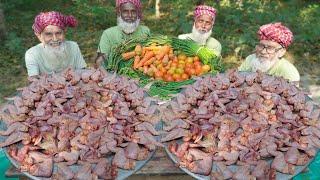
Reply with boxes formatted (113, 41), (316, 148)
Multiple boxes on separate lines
(135, 148), (184, 175)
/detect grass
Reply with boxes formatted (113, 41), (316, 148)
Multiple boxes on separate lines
(0, 0), (319, 102)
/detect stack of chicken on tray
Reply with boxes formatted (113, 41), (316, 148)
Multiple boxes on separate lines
(160, 70), (320, 179)
(0, 68), (162, 179)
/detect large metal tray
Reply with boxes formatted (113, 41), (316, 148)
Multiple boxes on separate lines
(0, 117), (161, 180)
(161, 72), (319, 179)
(164, 139), (314, 180)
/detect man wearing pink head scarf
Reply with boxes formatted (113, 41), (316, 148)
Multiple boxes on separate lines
(239, 22), (300, 83)
(178, 5), (222, 56)
(25, 11), (86, 77)
(95, 0), (150, 67)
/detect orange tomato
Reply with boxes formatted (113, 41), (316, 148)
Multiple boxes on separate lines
(194, 56), (200, 62)
(171, 62), (178, 68)
(172, 73), (181, 81)
(178, 53), (187, 61)
(161, 69), (167, 76)
(167, 68), (175, 75)
(194, 60), (201, 67)
(202, 65), (211, 73)
(186, 57), (194, 64)
(184, 67), (191, 74)
(175, 77), (182, 82)
(159, 66), (166, 72)
(181, 73), (189, 80)
(156, 63), (164, 69)
(163, 74), (169, 81)
(195, 64), (202, 70)
(188, 68), (196, 76)
(164, 65), (171, 70)
(168, 76), (174, 82)
(177, 63), (185, 69)
(155, 71), (164, 78)
(175, 68), (184, 75)
(185, 63), (193, 69)
(164, 74), (174, 82)
(172, 56), (179, 63)
(195, 67), (203, 75)
(195, 64), (202, 71)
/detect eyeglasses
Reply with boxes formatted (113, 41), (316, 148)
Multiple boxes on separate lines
(255, 44), (283, 54)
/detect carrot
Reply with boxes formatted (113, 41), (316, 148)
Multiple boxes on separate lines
(134, 44), (142, 55)
(150, 64), (158, 73)
(144, 46), (160, 51)
(143, 66), (149, 74)
(141, 47), (146, 57)
(143, 57), (156, 66)
(164, 61), (172, 70)
(162, 54), (169, 64)
(137, 51), (155, 68)
(168, 53), (175, 60)
(122, 51), (136, 60)
(133, 55), (141, 69)
(155, 45), (171, 60)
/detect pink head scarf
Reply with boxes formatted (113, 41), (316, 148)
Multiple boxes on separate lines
(194, 5), (217, 21)
(32, 11), (77, 34)
(258, 22), (293, 48)
(116, 0), (142, 18)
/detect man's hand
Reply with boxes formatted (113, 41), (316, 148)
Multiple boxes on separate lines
(94, 53), (106, 68)
(28, 75), (40, 82)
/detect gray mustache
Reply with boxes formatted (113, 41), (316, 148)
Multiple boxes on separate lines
(49, 41), (62, 46)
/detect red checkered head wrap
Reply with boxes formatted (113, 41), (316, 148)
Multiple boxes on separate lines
(32, 11), (78, 34)
(116, 0), (142, 19)
(194, 5), (217, 21)
(258, 22), (293, 48)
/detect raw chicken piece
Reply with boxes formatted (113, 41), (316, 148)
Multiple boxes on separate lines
(112, 149), (135, 170)
(271, 153), (295, 174)
(0, 132), (29, 148)
(161, 128), (190, 142)
(0, 122), (28, 136)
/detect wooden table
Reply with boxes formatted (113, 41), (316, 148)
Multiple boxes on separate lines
(5, 148), (193, 180)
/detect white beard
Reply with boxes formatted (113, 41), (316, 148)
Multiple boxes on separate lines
(190, 25), (212, 45)
(250, 55), (278, 73)
(42, 42), (69, 70)
(117, 16), (140, 34)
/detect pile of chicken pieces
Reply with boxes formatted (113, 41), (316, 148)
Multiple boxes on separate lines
(0, 68), (162, 179)
(161, 70), (320, 179)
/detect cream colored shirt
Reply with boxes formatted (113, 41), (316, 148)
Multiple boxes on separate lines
(25, 41), (86, 76)
(98, 25), (150, 55)
(239, 54), (300, 82)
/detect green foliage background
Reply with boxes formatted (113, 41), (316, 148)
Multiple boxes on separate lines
(0, 0), (319, 103)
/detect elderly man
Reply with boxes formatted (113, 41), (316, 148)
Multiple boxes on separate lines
(25, 11), (86, 77)
(239, 22), (300, 83)
(95, 0), (150, 66)
(178, 5), (222, 56)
